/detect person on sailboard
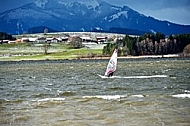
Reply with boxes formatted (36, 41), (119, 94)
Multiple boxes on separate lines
(104, 49), (118, 77)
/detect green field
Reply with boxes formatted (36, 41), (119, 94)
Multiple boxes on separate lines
(0, 43), (103, 61)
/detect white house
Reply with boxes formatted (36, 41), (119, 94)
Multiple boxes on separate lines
(36, 37), (46, 43)
(29, 37), (37, 42)
(21, 38), (29, 42)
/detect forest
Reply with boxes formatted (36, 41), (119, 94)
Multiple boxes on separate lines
(0, 32), (16, 41)
(103, 32), (190, 56)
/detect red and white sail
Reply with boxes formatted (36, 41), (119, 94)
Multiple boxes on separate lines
(104, 49), (118, 76)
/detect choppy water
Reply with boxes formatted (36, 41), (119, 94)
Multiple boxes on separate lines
(0, 58), (190, 126)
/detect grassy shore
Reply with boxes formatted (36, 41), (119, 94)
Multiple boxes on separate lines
(0, 43), (182, 61)
(0, 43), (103, 61)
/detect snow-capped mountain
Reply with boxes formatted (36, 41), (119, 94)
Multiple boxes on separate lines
(0, 0), (190, 35)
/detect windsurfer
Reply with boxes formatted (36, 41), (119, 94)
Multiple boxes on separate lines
(104, 49), (118, 77)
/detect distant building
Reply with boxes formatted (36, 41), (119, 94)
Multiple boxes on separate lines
(96, 36), (108, 43)
(61, 37), (69, 42)
(2, 40), (9, 44)
(80, 36), (92, 42)
(46, 37), (59, 43)
(36, 37), (46, 43)
(21, 38), (29, 42)
(8, 41), (16, 44)
(29, 37), (38, 42)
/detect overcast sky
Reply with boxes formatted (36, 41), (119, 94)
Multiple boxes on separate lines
(0, 0), (189, 25)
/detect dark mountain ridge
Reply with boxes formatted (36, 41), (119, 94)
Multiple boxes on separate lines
(0, 0), (189, 35)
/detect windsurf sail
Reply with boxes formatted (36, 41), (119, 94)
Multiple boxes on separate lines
(104, 49), (118, 77)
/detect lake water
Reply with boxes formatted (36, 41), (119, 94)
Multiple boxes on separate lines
(0, 58), (190, 126)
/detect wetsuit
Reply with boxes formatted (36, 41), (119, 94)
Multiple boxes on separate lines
(108, 72), (114, 77)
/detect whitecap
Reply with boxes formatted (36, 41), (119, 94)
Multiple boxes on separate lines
(57, 90), (63, 93)
(57, 90), (75, 96)
(162, 69), (171, 73)
(98, 74), (168, 79)
(172, 94), (190, 98)
(131, 95), (145, 98)
(37, 98), (65, 102)
(43, 87), (52, 91)
(48, 83), (53, 86)
(82, 95), (126, 100)
(57, 90), (72, 93)
(29, 76), (36, 79)
(184, 90), (190, 93)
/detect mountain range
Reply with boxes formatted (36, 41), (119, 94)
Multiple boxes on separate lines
(0, 0), (190, 35)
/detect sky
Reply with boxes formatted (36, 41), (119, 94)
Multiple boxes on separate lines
(107, 0), (190, 25)
(0, 0), (189, 25)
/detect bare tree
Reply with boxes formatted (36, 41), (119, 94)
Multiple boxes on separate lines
(44, 28), (48, 35)
(44, 42), (51, 55)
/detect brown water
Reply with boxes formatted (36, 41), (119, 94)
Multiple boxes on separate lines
(0, 58), (190, 126)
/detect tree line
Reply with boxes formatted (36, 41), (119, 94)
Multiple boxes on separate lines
(103, 32), (190, 56)
(0, 32), (15, 41)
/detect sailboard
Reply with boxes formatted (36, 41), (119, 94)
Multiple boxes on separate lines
(104, 49), (118, 77)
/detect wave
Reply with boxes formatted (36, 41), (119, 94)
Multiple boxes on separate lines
(43, 87), (52, 91)
(0, 98), (24, 103)
(32, 93), (51, 98)
(172, 94), (190, 98)
(108, 87), (129, 91)
(28, 98), (66, 108)
(57, 90), (76, 96)
(98, 74), (168, 79)
(131, 95), (146, 98)
(82, 95), (127, 100)
(82, 94), (147, 100)
(37, 98), (65, 102)
(0, 98), (10, 103)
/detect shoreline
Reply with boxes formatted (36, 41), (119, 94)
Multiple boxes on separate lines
(78, 54), (181, 60)
(0, 54), (189, 62)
